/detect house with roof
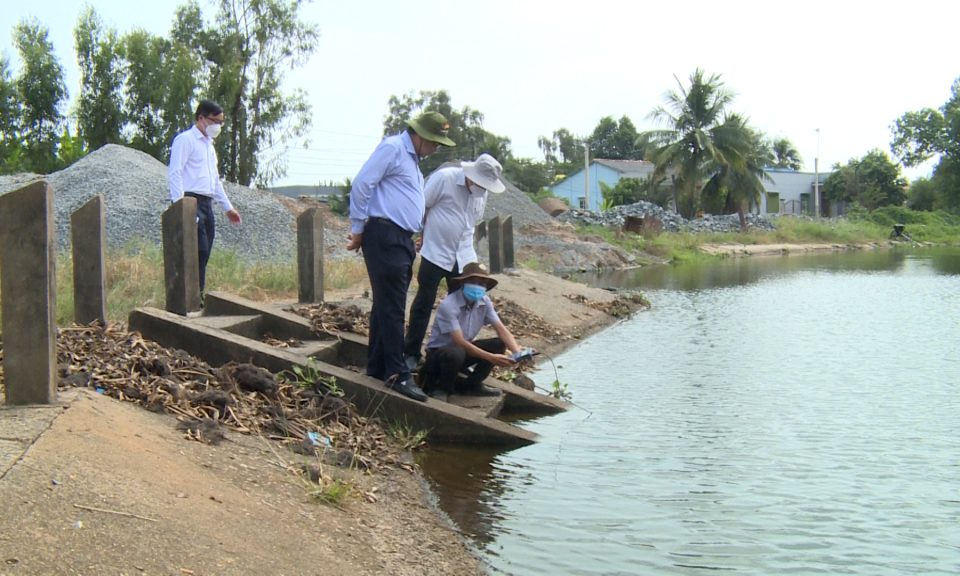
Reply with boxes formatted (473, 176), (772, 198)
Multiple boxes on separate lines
(548, 159), (835, 216)
(549, 160), (656, 212)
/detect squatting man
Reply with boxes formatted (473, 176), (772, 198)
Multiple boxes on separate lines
(418, 262), (535, 402)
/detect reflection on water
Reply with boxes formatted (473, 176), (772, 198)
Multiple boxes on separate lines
(418, 247), (960, 575)
(573, 246), (960, 292)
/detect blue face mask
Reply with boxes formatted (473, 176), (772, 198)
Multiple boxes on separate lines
(463, 284), (486, 303)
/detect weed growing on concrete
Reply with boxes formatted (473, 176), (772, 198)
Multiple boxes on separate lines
(279, 361), (344, 397)
(386, 418), (429, 451)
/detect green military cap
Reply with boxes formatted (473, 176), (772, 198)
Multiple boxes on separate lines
(406, 111), (456, 147)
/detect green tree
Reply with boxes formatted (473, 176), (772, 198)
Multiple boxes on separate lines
(502, 157), (550, 194)
(119, 29), (171, 158)
(588, 115), (642, 160)
(703, 123), (774, 228)
(0, 54), (23, 173)
(599, 174), (670, 209)
(382, 89), (513, 176)
(327, 177), (351, 216)
(823, 149), (907, 211)
(636, 68), (755, 218)
(13, 18), (68, 173)
(195, 0), (319, 187)
(907, 177), (939, 212)
(74, 6), (125, 151)
(57, 124), (86, 167)
(538, 127), (584, 165)
(770, 135), (803, 170)
(891, 77), (960, 213)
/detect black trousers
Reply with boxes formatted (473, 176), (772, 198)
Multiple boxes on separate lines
(361, 218), (415, 384)
(186, 193), (215, 294)
(419, 337), (506, 394)
(403, 256), (462, 361)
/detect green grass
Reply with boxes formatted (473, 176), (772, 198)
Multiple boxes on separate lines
(569, 211), (960, 267)
(308, 478), (354, 506)
(385, 417), (429, 451)
(0, 241), (370, 326)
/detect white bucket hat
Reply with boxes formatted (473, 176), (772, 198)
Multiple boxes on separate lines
(461, 153), (506, 194)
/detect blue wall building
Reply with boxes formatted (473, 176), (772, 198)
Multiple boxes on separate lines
(549, 160), (835, 216)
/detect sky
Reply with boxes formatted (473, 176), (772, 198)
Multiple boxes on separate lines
(1, 0), (956, 187)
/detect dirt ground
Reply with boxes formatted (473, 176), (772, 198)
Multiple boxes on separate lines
(0, 389), (480, 576)
(698, 241), (886, 256)
(0, 266), (640, 576)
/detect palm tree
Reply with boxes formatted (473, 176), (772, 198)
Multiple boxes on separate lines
(703, 122), (774, 229)
(771, 136), (803, 170)
(636, 68), (754, 218)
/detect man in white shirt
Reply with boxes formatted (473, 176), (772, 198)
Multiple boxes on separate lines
(168, 100), (242, 300)
(402, 154), (505, 370)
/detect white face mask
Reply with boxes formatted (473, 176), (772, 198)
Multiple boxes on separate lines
(205, 122), (222, 139)
(468, 183), (486, 195)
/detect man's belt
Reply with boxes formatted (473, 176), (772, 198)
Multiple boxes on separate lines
(369, 216), (414, 235)
(184, 192), (212, 203)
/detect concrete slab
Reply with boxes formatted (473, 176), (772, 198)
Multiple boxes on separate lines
(128, 307), (538, 447)
(0, 400), (70, 478)
(0, 439), (25, 475)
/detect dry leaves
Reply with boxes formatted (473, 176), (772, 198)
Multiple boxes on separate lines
(289, 302), (370, 337)
(51, 322), (405, 472)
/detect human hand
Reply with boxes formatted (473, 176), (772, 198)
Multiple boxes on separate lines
(346, 232), (362, 252)
(226, 209), (242, 224)
(415, 236), (423, 252)
(489, 353), (516, 368)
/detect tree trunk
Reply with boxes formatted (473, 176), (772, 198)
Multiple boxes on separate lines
(738, 206), (746, 231)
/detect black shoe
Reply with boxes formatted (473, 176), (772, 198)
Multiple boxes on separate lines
(386, 377), (428, 402)
(461, 384), (502, 397)
(429, 389), (449, 403)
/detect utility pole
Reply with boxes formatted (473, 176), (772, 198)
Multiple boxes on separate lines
(583, 143), (590, 210)
(814, 128), (820, 218)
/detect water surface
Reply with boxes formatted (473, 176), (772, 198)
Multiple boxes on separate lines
(420, 247), (960, 575)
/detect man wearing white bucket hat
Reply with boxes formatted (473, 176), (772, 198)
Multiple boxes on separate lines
(402, 153), (505, 370)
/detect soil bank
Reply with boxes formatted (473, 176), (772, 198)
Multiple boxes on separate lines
(0, 269), (636, 575)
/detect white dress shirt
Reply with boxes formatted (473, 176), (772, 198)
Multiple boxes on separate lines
(168, 126), (234, 212)
(419, 167), (487, 273)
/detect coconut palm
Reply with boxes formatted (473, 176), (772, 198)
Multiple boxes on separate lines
(771, 136), (803, 170)
(636, 68), (755, 218)
(702, 121), (774, 229)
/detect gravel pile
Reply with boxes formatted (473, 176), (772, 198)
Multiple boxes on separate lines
(0, 144), (298, 262)
(483, 177), (553, 227)
(558, 200), (777, 233)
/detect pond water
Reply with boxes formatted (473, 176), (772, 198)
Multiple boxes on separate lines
(418, 247), (960, 575)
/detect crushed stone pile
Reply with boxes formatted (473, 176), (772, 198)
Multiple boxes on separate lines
(558, 200), (778, 233)
(483, 177), (554, 227)
(0, 144), (308, 262)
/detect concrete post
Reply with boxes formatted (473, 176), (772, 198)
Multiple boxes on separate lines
(71, 195), (106, 325)
(162, 197), (201, 315)
(488, 216), (503, 274)
(0, 181), (58, 405)
(297, 207), (324, 303)
(502, 215), (514, 269)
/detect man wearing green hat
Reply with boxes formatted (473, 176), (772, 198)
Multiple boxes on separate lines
(347, 111), (455, 402)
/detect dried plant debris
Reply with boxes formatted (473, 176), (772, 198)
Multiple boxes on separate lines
(564, 292), (650, 317)
(289, 302), (370, 337)
(48, 322), (407, 472)
(263, 334), (304, 348)
(489, 296), (557, 340)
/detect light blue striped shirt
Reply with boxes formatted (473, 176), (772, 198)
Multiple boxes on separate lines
(349, 131), (424, 235)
